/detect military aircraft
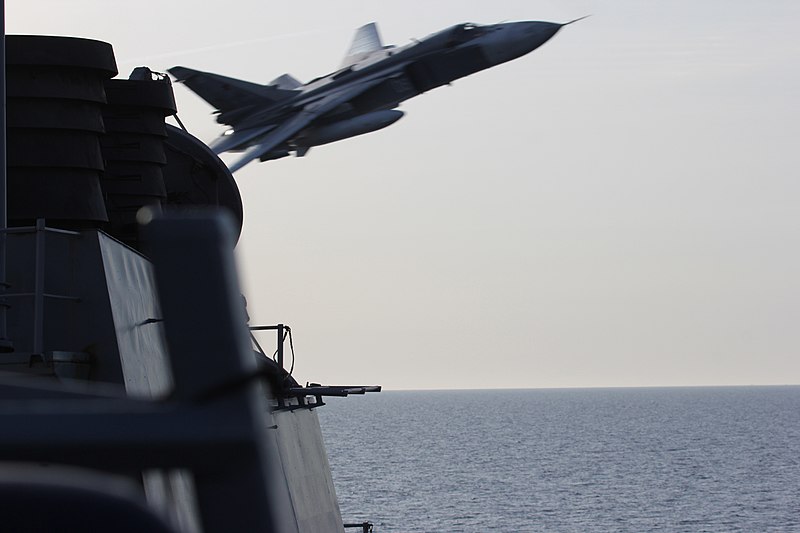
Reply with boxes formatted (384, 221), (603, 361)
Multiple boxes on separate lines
(169, 19), (582, 172)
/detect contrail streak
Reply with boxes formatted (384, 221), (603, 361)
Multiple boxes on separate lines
(117, 28), (339, 66)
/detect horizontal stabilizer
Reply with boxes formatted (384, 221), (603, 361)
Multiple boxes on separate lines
(169, 66), (297, 113)
(340, 23), (384, 67)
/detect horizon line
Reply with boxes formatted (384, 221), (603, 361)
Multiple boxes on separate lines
(378, 383), (800, 392)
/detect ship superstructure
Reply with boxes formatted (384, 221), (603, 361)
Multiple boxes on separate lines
(0, 34), (377, 533)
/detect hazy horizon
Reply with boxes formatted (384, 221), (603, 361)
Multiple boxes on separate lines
(9, 0), (799, 390)
(381, 383), (800, 392)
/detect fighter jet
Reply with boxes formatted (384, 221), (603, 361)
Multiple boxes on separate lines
(169, 19), (581, 172)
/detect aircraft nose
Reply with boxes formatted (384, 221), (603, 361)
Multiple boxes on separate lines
(515, 21), (563, 50)
(481, 21), (564, 65)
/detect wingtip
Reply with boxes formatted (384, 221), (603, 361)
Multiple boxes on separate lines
(167, 66), (191, 81)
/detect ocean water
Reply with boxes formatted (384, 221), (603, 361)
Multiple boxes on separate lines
(318, 387), (800, 532)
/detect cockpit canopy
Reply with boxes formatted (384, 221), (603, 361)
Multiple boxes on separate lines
(448, 23), (491, 45)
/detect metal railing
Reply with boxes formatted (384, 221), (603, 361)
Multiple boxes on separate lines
(1, 219), (81, 360)
(249, 323), (289, 370)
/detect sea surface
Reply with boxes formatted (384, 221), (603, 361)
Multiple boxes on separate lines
(318, 387), (800, 532)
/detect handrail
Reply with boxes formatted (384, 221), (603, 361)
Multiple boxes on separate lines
(0, 219), (80, 359)
(249, 323), (288, 370)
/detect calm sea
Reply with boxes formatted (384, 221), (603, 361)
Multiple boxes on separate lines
(318, 387), (800, 532)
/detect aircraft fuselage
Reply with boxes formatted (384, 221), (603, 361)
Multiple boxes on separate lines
(170, 20), (571, 171)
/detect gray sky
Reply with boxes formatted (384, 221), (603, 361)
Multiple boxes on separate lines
(9, 1), (799, 389)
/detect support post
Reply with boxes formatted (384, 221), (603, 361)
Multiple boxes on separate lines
(0, 0), (13, 352)
(276, 323), (284, 370)
(32, 220), (45, 355)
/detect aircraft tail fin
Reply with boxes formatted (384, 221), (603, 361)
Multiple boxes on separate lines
(169, 66), (297, 114)
(340, 23), (384, 67)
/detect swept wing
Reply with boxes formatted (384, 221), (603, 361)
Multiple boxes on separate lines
(227, 76), (388, 172)
(169, 66), (297, 126)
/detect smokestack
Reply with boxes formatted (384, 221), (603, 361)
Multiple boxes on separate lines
(5, 35), (117, 227)
(100, 68), (177, 248)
